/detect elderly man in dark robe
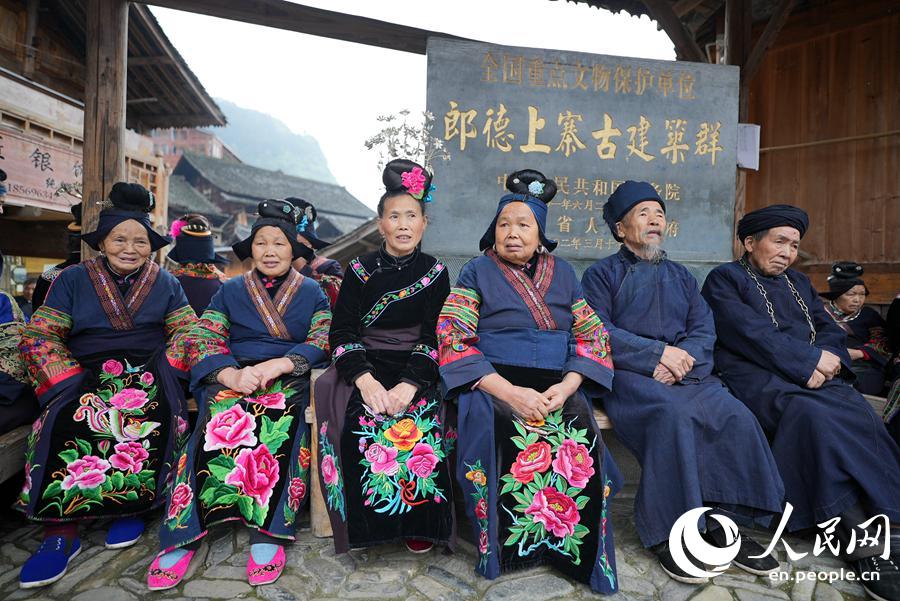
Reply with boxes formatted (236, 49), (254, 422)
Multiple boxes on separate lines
(581, 181), (784, 585)
(702, 204), (900, 600)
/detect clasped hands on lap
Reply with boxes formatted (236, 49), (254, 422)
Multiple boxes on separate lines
(217, 358), (295, 395)
(653, 345), (695, 386)
(475, 371), (584, 422)
(355, 372), (418, 417)
(806, 350), (842, 389)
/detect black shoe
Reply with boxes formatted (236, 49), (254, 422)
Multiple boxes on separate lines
(703, 527), (780, 576)
(853, 555), (900, 601)
(654, 542), (710, 585)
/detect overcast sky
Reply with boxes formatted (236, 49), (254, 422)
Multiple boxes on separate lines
(151, 0), (675, 209)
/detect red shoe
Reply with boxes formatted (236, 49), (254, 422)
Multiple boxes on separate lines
(147, 549), (195, 591)
(405, 539), (434, 554)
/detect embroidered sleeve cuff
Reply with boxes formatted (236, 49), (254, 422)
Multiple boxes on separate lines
(287, 354), (311, 377)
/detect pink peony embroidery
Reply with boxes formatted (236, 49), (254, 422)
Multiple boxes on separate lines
(140, 372), (155, 386)
(61, 455), (110, 491)
(225, 445), (280, 508)
(203, 404), (258, 451)
(321, 454), (339, 486)
(168, 482), (193, 519)
(364, 443), (400, 476)
(551, 439), (595, 489)
(525, 487), (580, 538)
(109, 388), (149, 411)
(405, 442), (439, 479)
(288, 477), (306, 511)
(400, 167), (427, 196)
(475, 497), (488, 520)
(247, 392), (286, 410)
(102, 360), (124, 376)
(509, 442), (552, 484)
(479, 530), (489, 554)
(109, 441), (150, 474)
(176, 416), (188, 435)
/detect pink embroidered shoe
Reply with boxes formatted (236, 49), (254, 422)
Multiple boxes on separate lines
(405, 538), (434, 554)
(146, 549), (195, 591)
(247, 545), (285, 586)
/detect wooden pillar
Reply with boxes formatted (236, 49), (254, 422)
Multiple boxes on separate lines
(82, 0), (128, 256)
(725, 0), (751, 257)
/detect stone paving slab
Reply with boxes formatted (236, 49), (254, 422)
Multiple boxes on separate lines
(0, 497), (870, 601)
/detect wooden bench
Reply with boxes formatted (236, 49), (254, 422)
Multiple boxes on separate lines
(0, 425), (30, 484)
(304, 369), (613, 539)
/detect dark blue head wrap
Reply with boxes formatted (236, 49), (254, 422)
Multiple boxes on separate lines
(167, 214), (229, 265)
(479, 170), (558, 252)
(232, 199), (314, 262)
(736, 204), (809, 241)
(284, 197), (330, 250)
(81, 182), (171, 251)
(602, 181), (666, 242)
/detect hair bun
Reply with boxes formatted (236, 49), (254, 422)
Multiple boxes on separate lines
(506, 169), (557, 204)
(830, 261), (864, 280)
(382, 158), (433, 201)
(257, 199), (299, 224)
(108, 182), (155, 213)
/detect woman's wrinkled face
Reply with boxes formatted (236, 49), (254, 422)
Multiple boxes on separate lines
(379, 194), (427, 256)
(744, 226), (801, 277)
(251, 226), (293, 277)
(834, 284), (867, 314)
(100, 220), (151, 273)
(494, 202), (540, 265)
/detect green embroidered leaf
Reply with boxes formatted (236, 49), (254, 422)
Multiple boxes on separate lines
(574, 524), (590, 539)
(101, 479), (113, 493)
(125, 490), (139, 502)
(199, 477), (222, 506)
(554, 477), (567, 493)
(41, 480), (62, 500)
(209, 396), (239, 416)
(511, 490), (529, 506)
(124, 474), (140, 488)
(575, 495), (591, 510)
(111, 471), (125, 489)
(212, 493), (240, 507)
(260, 415), (293, 455)
(138, 470), (156, 486)
(565, 486), (582, 498)
(533, 471), (547, 489)
(58, 449), (79, 465)
(505, 529), (523, 546)
(524, 432), (539, 445)
(74, 438), (92, 456)
(208, 455), (236, 482)
(513, 420), (527, 437)
(283, 503), (295, 525)
(510, 436), (527, 451)
(252, 502), (268, 525)
(500, 481), (516, 495)
(82, 485), (102, 501)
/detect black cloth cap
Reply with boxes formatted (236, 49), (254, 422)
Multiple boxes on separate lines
(232, 199), (314, 262)
(284, 197), (330, 250)
(81, 182), (170, 251)
(820, 261), (868, 300)
(168, 214), (229, 265)
(479, 169), (558, 252)
(736, 204), (809, 241)
(602, 180), (666, 242)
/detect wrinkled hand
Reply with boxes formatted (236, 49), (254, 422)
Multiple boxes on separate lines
(816, 350), (842, 380)
(355, 372), (391, 415)
(806, 369), (826, 389)
(659, 346), (695, 381)
(250, 357), (293, 388)
(653, 363), (677, 385)
(543, 372), (584, 413)
(218, 366), (261, 395)
(506, 386), (550, 422)
(385, 382), (418, 416)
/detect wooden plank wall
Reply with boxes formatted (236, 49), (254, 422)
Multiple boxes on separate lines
(745, 0), (899, 303)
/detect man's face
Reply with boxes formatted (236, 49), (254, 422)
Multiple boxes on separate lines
(744, 226), (801, 276)
(616, 201), (666, 248)
(23, 282), (36, 301)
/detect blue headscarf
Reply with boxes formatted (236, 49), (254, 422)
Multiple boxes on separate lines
(602, 180), (666, 242)
(81, 183), (171, 251)
(479, 170), (558, 252)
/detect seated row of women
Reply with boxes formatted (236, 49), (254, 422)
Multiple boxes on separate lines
(11, 161), (622, 595)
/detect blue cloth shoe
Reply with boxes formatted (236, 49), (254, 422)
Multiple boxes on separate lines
(19, 536), (82, 589)
(105, 517), (144, 549)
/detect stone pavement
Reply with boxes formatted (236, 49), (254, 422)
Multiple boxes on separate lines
(0, 492), (870, 601)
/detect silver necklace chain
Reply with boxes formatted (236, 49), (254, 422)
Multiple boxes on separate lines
(739, 258), (816, 344)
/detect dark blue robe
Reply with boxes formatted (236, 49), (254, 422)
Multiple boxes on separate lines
(439, 251), (621, 594)
(159, 269), (330, 553)
(582, 247), (784, 547)
(702, 260), (900, 530)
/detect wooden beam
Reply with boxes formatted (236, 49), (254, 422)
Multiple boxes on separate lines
(82, 0), (129, 256)
(138, 0), (469, 55)
(642, 0), (707, 63)
(743, 0), (800, 82)
(23, 0), (39, 77)
(673, 0), (707, 17)
(127, 55), (174, 66)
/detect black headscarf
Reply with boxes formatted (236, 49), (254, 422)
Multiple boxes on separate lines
(736, 204), (809, 241)
(820, 261), (868, 300)
(231, 200), (314, 262)
(81, 183), (170, 251)
(479, 170), (558, 252)
(167, 214), (230, 265)
(284, 197), (330, 250)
